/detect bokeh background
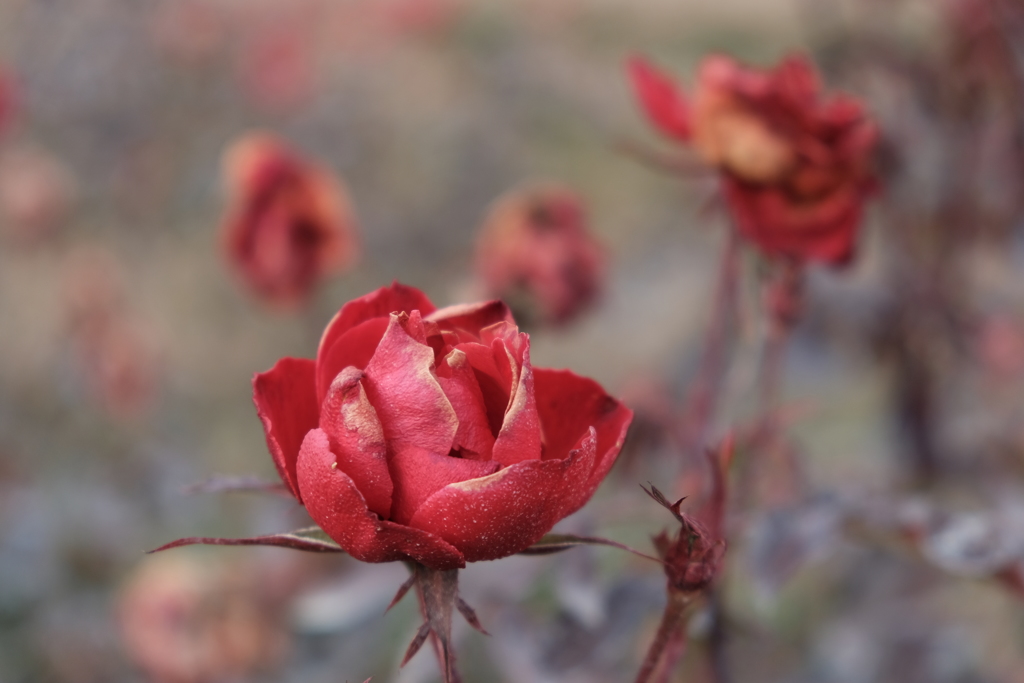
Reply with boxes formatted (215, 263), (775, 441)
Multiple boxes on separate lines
(3, 0), (1024, 681)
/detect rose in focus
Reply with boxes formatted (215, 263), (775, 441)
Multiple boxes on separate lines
(220, 132), (358, 306)
(255, 283), (632, 569)
(630, 54), (878, 265)
(475, 183), (605, 326)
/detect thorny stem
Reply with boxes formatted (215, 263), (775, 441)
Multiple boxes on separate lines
(757, 260), (804, 428)
(413, 565), (461, 683)
(634, 589), (693, 683)
(680, 228), (741, 458)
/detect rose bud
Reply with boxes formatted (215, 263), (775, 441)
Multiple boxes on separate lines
(475, 184), (605, 326)
(259, 282), (631, 567)
(220, 132), (358, 308)
(645, 437), (732, 595)
(629, 54), (878, 265)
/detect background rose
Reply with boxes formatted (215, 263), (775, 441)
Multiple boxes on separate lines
(254, 283), (633, 569)
(474, 183), (605, 326)
(630, 54), (878, 265)
(220, 132), (359, 306)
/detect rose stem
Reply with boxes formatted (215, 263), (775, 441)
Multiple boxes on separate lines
(634, 589), (692, 683)
(757, 259), (803, 421)
(413, 565), (462, 683)
(679, 227), (741, 459)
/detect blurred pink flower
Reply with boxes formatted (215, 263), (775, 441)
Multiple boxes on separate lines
(118, 553), (289, 683)
(475, 184), (605, 326)
(62, 248), (160, 418)
(0, 146), (77, 245)
(152, 0), (225, 65)
(220, 132), (359, 308)
(236, 27), (315, 112)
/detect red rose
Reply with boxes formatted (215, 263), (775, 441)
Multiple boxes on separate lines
(254, 283), (633, 569)
(475, 184), (605, 325)
(220, 132), (358, 307)
(629, 54), (878, 265)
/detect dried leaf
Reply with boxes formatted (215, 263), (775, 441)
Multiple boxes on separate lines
(149, 525), (344, 553)
(519, 532), (663, 564)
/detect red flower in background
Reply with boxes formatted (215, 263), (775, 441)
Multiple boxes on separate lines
(475, 184), (605, 325)
(220, 133), (358, 307)
(629, 54), (878, 265)
(253, 283), (632, 569)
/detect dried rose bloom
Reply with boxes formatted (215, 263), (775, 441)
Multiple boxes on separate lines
(630, 54), (878, 265)
(118, 553), (289, 683)
(220, 132), (359, 307)
(475, 184), (605, 325)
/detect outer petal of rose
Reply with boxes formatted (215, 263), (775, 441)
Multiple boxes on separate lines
(319, 366), (393, 518)
(426, 300), (514, 339)
(629, 56), (692, 141)
(489, 334), (542, 467)
(408, 429), (597, 562)
(296, 428), (466, 569)
(363, 312), (458, 456)
(533, 367), (633, 495)
(253, 357), (319, 501)
(436, 348), (496, 460)
(316, 282), (435, 370)
(315, 316), (389, 404)
(388, 445), (500, 525)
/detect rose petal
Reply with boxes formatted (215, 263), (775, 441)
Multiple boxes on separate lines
(253, 357), (319, 501)
(436, 349), (496, 460)
(489, 332), (542, 467)
(455, 341), (509, 436)
(363, 312), (458, 457)
(427, 300), (514, 341)
(532, 367), (633, 497)
(315, 316), (389, 404)
(297, 428), (465, 569)
(316, 281), (435, 372)
(319, 366), (393, 518)
(629, 56), (693, 141)
(408, 429), (598, 562)
(388, 445), (500, 525)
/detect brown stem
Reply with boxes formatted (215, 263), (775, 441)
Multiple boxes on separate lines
(409, 565), (461, 683)
(634, 589), (692, 683)
(679, 228), (741, 458)
(758, 260), (804, 425)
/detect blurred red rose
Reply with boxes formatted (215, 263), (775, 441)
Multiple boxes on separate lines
(475, 184), (605, 325)
(254, 283), (632, 569)
(630, 54), (878, 265)
(220, 133), (359, 307)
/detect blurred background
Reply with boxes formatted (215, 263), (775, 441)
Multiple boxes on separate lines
(2, 0), (1024, 681)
